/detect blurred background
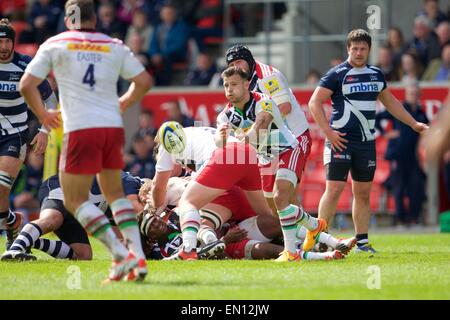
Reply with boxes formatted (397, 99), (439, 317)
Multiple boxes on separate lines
(2, 0), (449, 230)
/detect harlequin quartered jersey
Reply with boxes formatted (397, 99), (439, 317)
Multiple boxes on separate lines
(248, 60), (309, 138)
(217, 91), (298, 164)
(319, 60), (387, 142)
(25, 30), (145, 133)
(0, 52), (52, 136)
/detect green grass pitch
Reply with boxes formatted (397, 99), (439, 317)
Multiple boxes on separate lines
(1, 233), (450, 300)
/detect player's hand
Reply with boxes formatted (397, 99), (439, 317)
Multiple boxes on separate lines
(41, 109), (61, 130)
(218, 123), (230, 141)
(412, 122), (429, 134)
(30, 131), (48, 154)
(325, 128), (348, 152)
(223, 227), (248, 244)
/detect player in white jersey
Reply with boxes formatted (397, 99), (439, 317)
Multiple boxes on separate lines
(225, 45), (312, 209)
(217, 66), (327, 262)
(18, 0), (152, 282)
(152, 125), (272, 257)
(225, 44), (309, 138)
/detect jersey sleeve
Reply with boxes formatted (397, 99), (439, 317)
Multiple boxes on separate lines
(155, 145), (175, 172)
(259, 71), (291, 105)
(255, 98), (277, 117)
(121, 172), (143, 195)
(25, 43), (53, 79)
(319, 68), (339, 92)
(216, 109), (230, 126)
(120, 45), (146, 80)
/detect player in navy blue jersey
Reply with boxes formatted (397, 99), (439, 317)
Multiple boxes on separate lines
(1, 171), (144, 261)
(308, 29), (429, 254)
(0, 19), (57, 250)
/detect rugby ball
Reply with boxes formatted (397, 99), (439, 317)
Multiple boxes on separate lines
(158, 121), (186, 154)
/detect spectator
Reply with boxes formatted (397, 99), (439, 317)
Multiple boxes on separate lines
(137, 110), (158, 138)
(399, 51), (423, 83)
(375, 83), (429, 226)
(190, 0), (224, 52)
(117, 0), (150, 25)
(305, 69), (321, 86)
(97, 2), (127, 40)
(376, 44), (400, 81)
(0, 0), (27, 20)
(148, 3), (190, 86)
(184, 53), (218, 86)
(19, 0), (62, 44)
(126, 135), (156, 179)
(125, 9), (153, 52)
(417, 0), (448, 29)
(386, 27), (405, 68)
(422, 41), (450, 81)
(435, 21), (450, 48)
(127, 32), (150, 69)
(405, 15), (441, 68)
(163, 100), (195, 127)
(329, 57), (343, 68)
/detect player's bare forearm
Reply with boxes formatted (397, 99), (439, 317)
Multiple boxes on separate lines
(308, 87), (333, 135)
(120, 71), (152, 113)
(309, 98), (332, 135)
(378, 89), (416, 128)
(20, 75), (47, 121)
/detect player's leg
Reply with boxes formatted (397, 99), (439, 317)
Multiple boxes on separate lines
(351, 142), (377, 254)
(0, 153), (26, 249)
(352, 180), (374, 252)
(97, 169), (145, 260)
(200, 200), (232, 243)
(176, 181), (227, 259)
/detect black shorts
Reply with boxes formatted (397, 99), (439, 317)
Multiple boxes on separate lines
(40, 197), (90, 245)
(0, 131), (28, 160)
(324, 140), (376, 182)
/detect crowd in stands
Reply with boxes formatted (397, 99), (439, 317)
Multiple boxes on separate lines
(1, 0), (449, 226)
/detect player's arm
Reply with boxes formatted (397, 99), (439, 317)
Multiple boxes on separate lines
(214, 112), (231, 147)
(245, 103), (273, 144)
(308, 86), (348, 151)
(424, 94), (450, 162)
(151, 170), (171, 213)
(19, 73), (60, 130)
(378, 88), (429, 133)
(119, 70), (153, 113)
(262, 74), (292, 116)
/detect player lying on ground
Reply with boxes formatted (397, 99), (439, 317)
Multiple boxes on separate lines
(1, 171), (144, 261)
(140, 176), (357, 260)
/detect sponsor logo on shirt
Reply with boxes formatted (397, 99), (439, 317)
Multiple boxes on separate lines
(349, 82), (379, 93)
(261, 101), (273, 113)
(0, 82), (17, 91)
(264, 79), (280, 95)
(67, 43), (111, 53)
(368, 160), (376, 167)
(346, 76), (358, 82)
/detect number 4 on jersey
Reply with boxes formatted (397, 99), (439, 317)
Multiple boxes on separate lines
(82, 64), (96, 88)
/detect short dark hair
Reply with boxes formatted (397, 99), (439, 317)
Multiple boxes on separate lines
(221, 66), (249, 80)
(347, 29), (372, 49)
(65, 0), (95, 23)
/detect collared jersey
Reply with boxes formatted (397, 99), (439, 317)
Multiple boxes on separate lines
(217, 91), (298, 164)
(25, 30), (145, 133)
(319, 60), (387, 142)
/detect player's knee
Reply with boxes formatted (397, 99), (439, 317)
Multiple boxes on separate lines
(72, 247), (92, 260)
(325, 185), (345, 201)
(273, 189), (290, 209)
(0, 170), (14, 190)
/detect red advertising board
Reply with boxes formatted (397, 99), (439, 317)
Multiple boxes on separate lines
(142, 85), (449, 214)
(142, 86), (449, 131)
